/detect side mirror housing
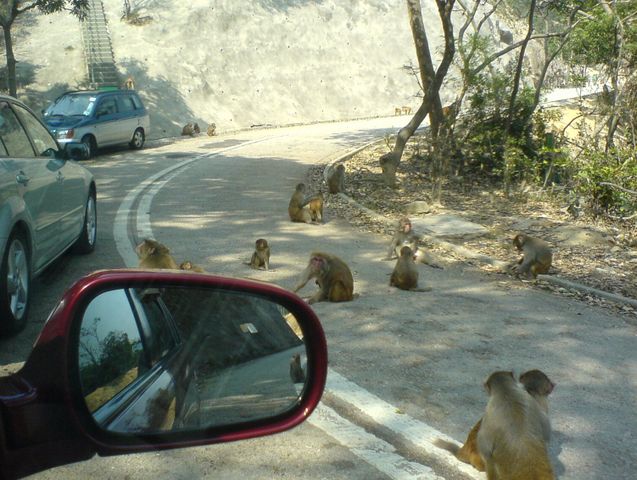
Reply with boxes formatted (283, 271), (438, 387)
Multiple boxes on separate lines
(0, 270), (327, 479)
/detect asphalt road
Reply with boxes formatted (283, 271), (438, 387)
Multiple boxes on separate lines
(2, 117), (634, 479)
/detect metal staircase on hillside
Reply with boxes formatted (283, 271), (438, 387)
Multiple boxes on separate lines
(80, 0), (120, 89)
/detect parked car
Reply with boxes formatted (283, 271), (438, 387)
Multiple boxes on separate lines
(0, 94), (97, 335)
(0, 270), (328, 479)
(42, 89), (150, 159)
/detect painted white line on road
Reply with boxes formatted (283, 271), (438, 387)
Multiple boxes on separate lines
(114, 136), (285, 267)
(326, 370), (483, 479)
(309, 403), (445, 480)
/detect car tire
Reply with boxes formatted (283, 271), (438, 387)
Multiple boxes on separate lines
(81, 135), (97, 159)
(73, 189), (97, 254)
(0, 231), (30, 336)
(129, 128), (145, 150)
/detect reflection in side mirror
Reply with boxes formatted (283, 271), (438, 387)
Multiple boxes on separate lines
(78, 287), (307, 434)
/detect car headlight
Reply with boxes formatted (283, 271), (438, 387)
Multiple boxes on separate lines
(57, 128), (74, 139)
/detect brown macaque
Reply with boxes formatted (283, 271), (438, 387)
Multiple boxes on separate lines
(289, 353), (305, 383)
(394, 107), (402, 116)
(124, 76), (135, 90)
(307, 194), (324, 223)
(249, 238), (271, 270)
(385, 217), (416, 260)
(294, 252), (354, 304)
(179, 261), (205, 273)
(207, 123), (216, 136)
(512, 234), (553, 278)
(327, 164), (345, 194)
(401, 106), (412, 115)
(390, 246), (430, 292)
(288, 183), (313, 223)
(136, 239), (178, 269)
(436, 369), (555, 472)
(181, 122), (200, 136)
(477, 371), (554, 480)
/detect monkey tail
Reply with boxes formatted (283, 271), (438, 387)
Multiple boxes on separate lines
(434, 438), (460, 456)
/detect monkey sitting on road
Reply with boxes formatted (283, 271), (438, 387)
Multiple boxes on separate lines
(511, 233), (553, 278)
(181, 122), (200, 136)
(435, 369), (555, 472)
(248, 238), (271, 270)
(288, 183), (313, 224)
(477, 371), (554, 479)
(385, 217), (416, 260)
(293, 252), (354, 304)
(390, 246), (431, 292)
(136, 239), (178, 269)
(179, 260), (205, 273)
(327, 164), (345, 194)
(307, 194), (324, 223)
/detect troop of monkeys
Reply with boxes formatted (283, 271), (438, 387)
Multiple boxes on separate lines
(436, 369), (556, 479)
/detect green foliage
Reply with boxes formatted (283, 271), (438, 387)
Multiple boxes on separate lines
(572, 149), (637, 215)
(564, 9), (616, 66)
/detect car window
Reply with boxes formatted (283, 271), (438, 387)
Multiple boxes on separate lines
(0, 102), (36, 157)
(96, 97), (117, 116)
(132, 289), (178, 368)
(12, 104), (59, 157)
(118, 95), (136, 113)
(131, 94), (143, 110)
(78, 289), (146, 413)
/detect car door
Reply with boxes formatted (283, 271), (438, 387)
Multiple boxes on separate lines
(12, 102), (86, 250)
(93, 95), (119, 146)
(0, 101), (62, 269)
(116, 93), (140, 144)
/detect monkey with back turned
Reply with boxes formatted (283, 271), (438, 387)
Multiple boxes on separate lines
(136, 239), (178, 269)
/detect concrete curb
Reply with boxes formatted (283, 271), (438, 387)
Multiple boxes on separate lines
(322, 150), (637, 311)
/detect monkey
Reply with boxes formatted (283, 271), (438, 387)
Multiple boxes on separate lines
(124, 76), (135, 90)
(389, 246), (431, 292)
(327, 164), (345, 194)
(511, 233), (553, 278)
(435, 369), (555, 472)
(401, 106), (412, 115)
(179, 260), (205, 273)
(136, 239), (178, 269)
(289, 353), (305, 383)
(207, 123), (216, 136)
(385, 217), (416, 260)
(181, 122), (200, 136)
(477, 371), (554, 480)
(307, 194), (324, 223)
(394, 107), (402, 116)
(249, 238), (271, 270)
(293, 252), (354, 304)
(288, 183), (313, 223)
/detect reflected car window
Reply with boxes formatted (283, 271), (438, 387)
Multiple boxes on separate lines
(0, 102), (36, 158)
(79, 289), (145, 413)
(132, 289), (178, 369)
(12, 104), (59, 157)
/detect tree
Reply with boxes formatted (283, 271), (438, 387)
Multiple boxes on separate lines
(0, 0), (88, 97)
(379, 0), (455, 188)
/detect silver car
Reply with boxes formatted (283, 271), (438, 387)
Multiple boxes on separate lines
(0, 95), (97, 335)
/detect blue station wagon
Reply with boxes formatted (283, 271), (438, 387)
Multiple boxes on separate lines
(43, 89), (150, 159)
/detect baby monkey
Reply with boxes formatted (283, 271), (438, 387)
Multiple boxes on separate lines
(390, 246), (431, 292)
(249, 238), (271, 270)
(511, 233), (553, 278)
(179, 261), (205, 273)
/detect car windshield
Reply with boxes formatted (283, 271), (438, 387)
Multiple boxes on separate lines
(46, 94), (95, 117)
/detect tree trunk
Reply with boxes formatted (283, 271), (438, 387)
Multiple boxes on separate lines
(380, 0), (455, 187)
(2, 22), (16, 97)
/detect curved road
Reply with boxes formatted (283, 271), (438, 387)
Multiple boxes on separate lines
(2, 117), (633, 479)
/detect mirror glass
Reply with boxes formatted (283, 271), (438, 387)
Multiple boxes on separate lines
(77, 286), (306, 434)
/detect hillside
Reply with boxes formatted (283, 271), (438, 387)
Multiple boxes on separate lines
(5, 0), (515, 138)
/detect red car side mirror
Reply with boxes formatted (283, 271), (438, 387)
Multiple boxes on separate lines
(0, 270), (328, 479)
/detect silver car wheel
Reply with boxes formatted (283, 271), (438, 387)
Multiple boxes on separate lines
(85, 195), (97, 247)
(6, 238), (29, 320)
(130, 128), (145, 149)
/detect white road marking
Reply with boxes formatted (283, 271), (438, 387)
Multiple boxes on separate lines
(112, 137), (481, 479)
(326, 370), (483, 479)
(309, 403), (445, 480)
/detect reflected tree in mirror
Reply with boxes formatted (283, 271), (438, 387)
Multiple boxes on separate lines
(78, 287), (307, 434)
